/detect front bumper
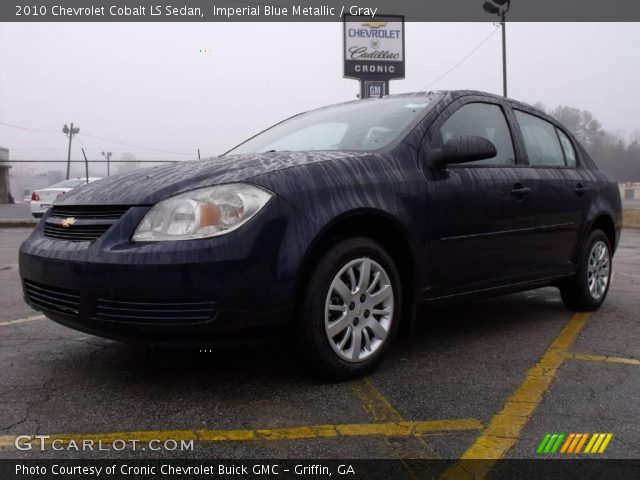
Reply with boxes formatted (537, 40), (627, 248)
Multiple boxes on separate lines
(19, 199), (305, 345)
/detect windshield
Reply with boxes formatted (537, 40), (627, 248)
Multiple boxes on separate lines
(226, 94), (439, 155)
(49, 179), (88, 189)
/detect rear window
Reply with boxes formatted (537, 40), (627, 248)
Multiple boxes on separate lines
(514, 110), (566, 167)
(556, 128), (577, 167)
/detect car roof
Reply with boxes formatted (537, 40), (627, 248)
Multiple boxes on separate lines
(319, 90), (551, 123)
(387, 89), (535, 109)
(395, 89), (561, 124)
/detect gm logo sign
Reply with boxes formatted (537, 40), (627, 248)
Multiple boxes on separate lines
(365, 81), (385, 99)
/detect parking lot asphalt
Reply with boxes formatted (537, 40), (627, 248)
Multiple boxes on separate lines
(0, 228), (638, 471)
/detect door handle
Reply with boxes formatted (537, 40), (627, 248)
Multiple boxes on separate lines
(574, 183), (587, 197)
(511, 183), (531, 199)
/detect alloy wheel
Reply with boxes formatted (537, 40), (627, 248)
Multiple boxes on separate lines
(324, 257), (394, 363)
(587, 240), (610, 300)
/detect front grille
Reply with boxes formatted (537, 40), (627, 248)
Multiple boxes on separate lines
(43, 223), (113, 241)
(51, 205), (130, 220)
(44, 205), (130, 242)
(23, 280), (80, 317)
(93, 298), (217, 325)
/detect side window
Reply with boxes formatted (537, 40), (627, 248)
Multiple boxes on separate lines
(556, 128), (577, 167)
(514, 110), (565, 167)
(439, 103), (515, 165)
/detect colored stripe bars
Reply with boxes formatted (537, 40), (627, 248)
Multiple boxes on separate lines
(537, 433), (613, 454)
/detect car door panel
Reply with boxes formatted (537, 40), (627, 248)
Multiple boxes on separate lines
(424, 167), (535, 296)
(529, 168), (586, 274)
(420, 98), (535, 297)
(512, 110), (588, 275)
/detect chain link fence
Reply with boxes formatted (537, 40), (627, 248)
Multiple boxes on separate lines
(0, 148), (226, 219)
(1, 145), (225, 203)
(6, 159), (187, 203)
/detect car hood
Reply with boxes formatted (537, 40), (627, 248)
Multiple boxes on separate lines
(56, 151), (363, 206)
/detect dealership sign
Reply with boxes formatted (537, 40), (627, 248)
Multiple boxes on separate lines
(343, 14), (405, 84)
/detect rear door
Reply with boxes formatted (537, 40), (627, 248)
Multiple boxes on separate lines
(512, 109), (587, 275)
(421, 97), (535, 296)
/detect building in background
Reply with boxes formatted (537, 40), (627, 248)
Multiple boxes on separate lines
(0, 147), (12, 203)
(11, 169), (64, 203)
(620, 182), (640, 201)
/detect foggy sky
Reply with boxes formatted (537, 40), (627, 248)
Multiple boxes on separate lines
(1, 22), (639, 161)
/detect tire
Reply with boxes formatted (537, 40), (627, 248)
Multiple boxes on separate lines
(559, 229), (612, 312)
(296, 237), (402, 380)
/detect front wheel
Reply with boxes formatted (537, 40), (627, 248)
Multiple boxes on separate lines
(297, 238), (402, 379)
(559, 229), (612, 311)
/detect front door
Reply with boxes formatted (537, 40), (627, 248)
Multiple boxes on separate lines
(421, 100), (535, 296)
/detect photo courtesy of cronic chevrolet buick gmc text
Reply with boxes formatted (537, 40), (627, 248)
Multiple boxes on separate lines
(19, 91), (622, 378)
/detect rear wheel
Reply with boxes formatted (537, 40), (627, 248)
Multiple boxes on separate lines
(297, 238), (401, 379)
(559, 229), (612, 311)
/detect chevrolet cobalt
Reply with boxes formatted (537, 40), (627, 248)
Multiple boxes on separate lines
(20, 91), (622, 378)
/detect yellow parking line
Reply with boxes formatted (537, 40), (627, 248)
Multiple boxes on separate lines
(0, 314), (45, 326)
(441, 312), (590, 480)
(348, 377), (403, 422)
(0, 419), (483, 449)
(566, 352), (640, 366)
(349, 377), (443, 463)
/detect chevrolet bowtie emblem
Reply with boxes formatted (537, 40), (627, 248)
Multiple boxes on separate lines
(61, 217), (76, 228)
(361, 21), (387, 28)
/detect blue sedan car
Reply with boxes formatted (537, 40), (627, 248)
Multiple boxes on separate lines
(19, 91), (622, 378)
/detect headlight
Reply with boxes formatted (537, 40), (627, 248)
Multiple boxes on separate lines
(132, 183), (273, 242)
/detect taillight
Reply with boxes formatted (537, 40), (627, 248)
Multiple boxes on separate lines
(31, 192), (40, 201)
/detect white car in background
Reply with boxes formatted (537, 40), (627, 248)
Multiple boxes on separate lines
(30, 178), (101, 218)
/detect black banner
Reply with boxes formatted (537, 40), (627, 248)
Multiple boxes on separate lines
(3, 0), (640, 22)
(2, 459), (640, 480)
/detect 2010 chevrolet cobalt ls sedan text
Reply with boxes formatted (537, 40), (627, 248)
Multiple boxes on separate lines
(20, 91), (622, 378)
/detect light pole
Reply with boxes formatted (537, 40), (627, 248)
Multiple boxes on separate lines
(101, 151), (113, 176)
(482, 0), (511, 97)
(62, 123), (80, 179)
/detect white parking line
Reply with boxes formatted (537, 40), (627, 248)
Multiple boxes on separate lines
(0, 314), (45, 326)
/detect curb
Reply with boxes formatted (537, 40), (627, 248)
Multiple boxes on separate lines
(0, 220), (37, 228)
(623, 213), (640, 229)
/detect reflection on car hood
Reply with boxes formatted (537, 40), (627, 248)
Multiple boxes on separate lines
(56, 151), (362, 206)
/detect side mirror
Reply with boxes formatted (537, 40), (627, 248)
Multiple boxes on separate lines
(429, 135), (497, 167)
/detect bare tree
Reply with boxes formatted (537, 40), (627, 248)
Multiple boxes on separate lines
(545, 105), (640, 181)
(115, 152), (142, 174)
